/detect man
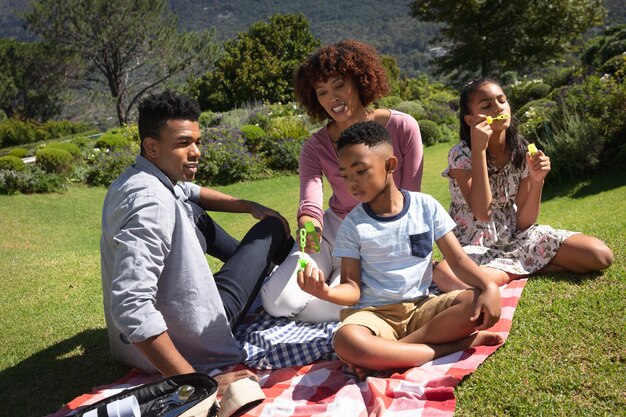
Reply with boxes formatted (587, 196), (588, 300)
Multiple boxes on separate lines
(100, 90), (292, 390)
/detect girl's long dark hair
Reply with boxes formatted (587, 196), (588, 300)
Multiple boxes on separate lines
(459, 77), (527, 169)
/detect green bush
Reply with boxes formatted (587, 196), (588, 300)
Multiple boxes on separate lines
(539, 107), (600, 183)
(219, 108), (255, 129)
(439, 125), (455, 143)
(418, 120), (442, 146)
(198, 110), (221, 128)
(0, 167), (66, 195)
(265, 116), (309, 140)
(0, 119), (38, 147)
(264, 137), (303, 172)
(240, 124), (267, 153)
(35, 147), (74, 175)
(421, 93), (459, 131)
(47, 142), (82, 161)
(0, 155), (27, 171)
(95, 133), (130, 151)
(196, 127), (262, 185)
(505, 79), (552, 109)
(395, 101), (425, 118)
(375, 95), (404, 109)
(71, 136), (94, 150)
(85, 148), (135, 187)
(40, 120), (94, 140)
(555, 75), (626, 169)
(8, 148), (28, 158)
(516, 98), (559, 140)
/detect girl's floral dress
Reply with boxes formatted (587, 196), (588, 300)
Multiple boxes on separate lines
(442, 143), (577, 275)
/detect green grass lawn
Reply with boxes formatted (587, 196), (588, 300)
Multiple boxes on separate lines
(0, 142), (624, 416)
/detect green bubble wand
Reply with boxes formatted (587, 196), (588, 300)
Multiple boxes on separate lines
(297, 221), (320, 271)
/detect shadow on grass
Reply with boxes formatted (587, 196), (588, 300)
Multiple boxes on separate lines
(529, 270), (604, 285)
(0, 328), (129, 417)
(543, 168), (626, 201)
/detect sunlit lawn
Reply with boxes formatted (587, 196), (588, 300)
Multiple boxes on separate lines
(0, 142), (624, 416)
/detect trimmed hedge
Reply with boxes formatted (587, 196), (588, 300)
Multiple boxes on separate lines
(35, 148), (74, 175)
(0, 155), (27, 171)
(47, 142), (82, 160)
(95, 133), (130, 150)
(418, 120), (442, 146)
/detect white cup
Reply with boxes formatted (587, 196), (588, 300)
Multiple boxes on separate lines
(83, 395), (140, 417)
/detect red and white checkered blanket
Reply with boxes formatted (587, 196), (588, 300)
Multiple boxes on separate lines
(48, 279), (526, 417)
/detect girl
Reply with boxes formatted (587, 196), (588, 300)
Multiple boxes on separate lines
(435, 78), (613, 290)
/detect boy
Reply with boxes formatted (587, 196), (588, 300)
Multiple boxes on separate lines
(298, 121), (502, 377)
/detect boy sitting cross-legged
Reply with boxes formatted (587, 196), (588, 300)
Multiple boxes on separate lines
(297, 121), (503, 378)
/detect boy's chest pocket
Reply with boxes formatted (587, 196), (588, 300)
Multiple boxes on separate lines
(409, 232), (432, 258)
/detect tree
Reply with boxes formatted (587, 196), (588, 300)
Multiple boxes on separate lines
(0, 39), (75, 121)
(190, 14), (320, 112)
(409, 0), (606, 80)
(25, 0), (220, 126)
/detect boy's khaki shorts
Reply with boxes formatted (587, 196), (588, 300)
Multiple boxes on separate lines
(338, 290), (465, 341)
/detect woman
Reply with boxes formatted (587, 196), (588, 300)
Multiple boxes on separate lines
(261, 39), (424, 322)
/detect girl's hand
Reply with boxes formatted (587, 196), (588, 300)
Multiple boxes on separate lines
(468, 115), (492, 152)
(526, 150), (551, 183)
(297, 263), (329, 299)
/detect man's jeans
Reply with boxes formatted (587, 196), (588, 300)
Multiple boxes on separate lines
(196, 213), (293, 330)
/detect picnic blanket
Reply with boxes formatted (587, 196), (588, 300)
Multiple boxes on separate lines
(47, 279), (526, 417)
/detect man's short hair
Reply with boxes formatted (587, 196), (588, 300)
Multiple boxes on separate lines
(337, 121), (391, 151)
(137, 90), (201, 141)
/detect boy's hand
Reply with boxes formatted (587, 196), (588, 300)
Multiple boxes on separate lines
(526, 150), (551, 183)
(297, 263), (329, 299)
(471, 282), (501, 330)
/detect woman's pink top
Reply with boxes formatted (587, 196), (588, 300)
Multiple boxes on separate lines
(298, 110), (424, 225)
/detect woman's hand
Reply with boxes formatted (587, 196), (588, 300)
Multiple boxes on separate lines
(469, 115), (492, 152)
(526, 150), (551, 183)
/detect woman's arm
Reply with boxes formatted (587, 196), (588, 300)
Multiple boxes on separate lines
(298, 139), (325, 229)
(516, 151), (550, 230)
(396, 115), (424, 192)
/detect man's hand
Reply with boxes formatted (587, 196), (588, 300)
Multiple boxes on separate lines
(214, 369), (258, 396)
(247, 201), (290, 234)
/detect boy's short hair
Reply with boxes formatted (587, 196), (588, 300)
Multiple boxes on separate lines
(138, 90), (201, 141)
(337, 121), (391, 151)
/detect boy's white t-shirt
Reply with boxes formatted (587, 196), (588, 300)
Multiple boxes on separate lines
(333, 190), (456, 308)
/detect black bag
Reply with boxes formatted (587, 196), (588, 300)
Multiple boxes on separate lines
(75, 373), (219, 417)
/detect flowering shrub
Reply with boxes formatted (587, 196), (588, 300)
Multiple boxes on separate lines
(264, 137), (303, 172)
(85, 147), (136, 187)
(196, 127), (263, 185)
(0, 167), (67, 195)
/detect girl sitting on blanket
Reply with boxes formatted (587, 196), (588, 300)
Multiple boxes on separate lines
(434, 77), (614, 291)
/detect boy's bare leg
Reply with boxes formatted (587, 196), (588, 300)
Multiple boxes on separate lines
(335, 290), (503, 372)
(334, 325), (502, 373)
